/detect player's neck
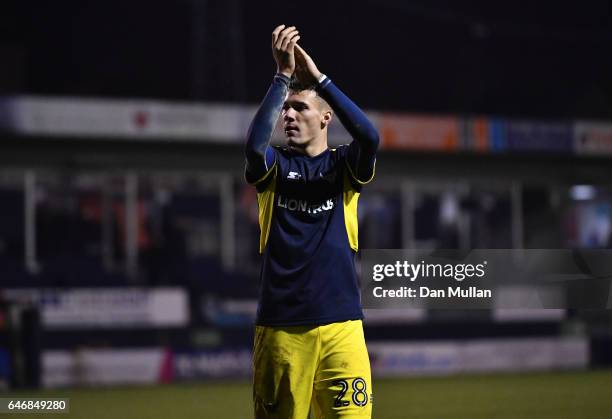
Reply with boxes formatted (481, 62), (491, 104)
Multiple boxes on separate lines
(289, 135), (328, 157)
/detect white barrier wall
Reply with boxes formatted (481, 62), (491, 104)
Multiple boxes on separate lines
(4, 288), (189, 329)
(368, 337), (588, 377)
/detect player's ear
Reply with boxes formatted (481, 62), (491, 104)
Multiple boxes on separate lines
(321, 110), (332, 129)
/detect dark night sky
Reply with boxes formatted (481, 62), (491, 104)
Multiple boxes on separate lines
(1, 0), (612, 119)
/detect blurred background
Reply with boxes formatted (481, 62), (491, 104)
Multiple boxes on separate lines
(1, 0), (612, 418)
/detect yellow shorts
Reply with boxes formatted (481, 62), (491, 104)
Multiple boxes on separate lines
(253, 320), (372, 419)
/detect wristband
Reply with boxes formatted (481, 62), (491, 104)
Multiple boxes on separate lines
(316, 73), (331, 90)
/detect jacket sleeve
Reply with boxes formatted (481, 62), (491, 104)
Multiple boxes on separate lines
(317, 77), (379, 184)
(244, 73), (290, 184)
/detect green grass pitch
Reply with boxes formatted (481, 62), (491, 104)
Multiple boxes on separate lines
(7, 369), (612, 418)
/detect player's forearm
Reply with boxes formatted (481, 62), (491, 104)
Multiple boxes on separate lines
(245, 73), (290, 175)
(317, 78), (379, 153)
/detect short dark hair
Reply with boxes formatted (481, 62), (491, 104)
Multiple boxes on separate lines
(289, 77), (317, 92)
(288, 77), (331, 112)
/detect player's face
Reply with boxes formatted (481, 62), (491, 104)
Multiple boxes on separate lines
(282, 90), (329, 146)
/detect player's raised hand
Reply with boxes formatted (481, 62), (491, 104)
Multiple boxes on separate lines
(294, 44), (323, 86)
(272, 25), (300, 78)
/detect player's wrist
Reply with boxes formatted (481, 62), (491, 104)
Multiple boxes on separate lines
(277, 68), (293, 78)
